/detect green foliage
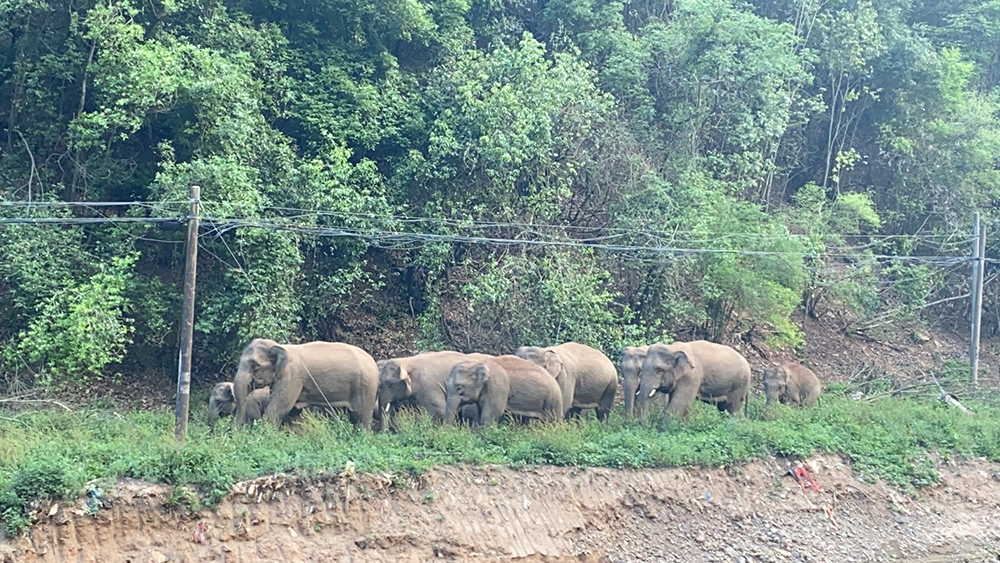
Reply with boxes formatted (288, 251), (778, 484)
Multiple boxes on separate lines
(424, 249), (632, 353)
(0, 457), (84, 536)
(5, 395), (1000, 536)
(6, 253), (137, 385)
(2, 0), (1000, 385)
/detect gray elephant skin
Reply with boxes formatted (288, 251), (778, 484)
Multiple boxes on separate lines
(377, 350), (481, 423)
(233, 338), (379, 429)
(444, 355), (563, 426)
(515, 342), (617, 420)
(208, 381), (269, 428)
(621, 346), (668, 418)
(636, 340), (750, 422)
(763, 362), (821, 407)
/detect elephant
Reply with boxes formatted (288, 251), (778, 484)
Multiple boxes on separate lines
(208, 382), (270, 428)
(233, 339), (379, 429)
(377, 351), (479, 426)
(515, 342), (617, 421)
(636, 340), (751, 423)
(621, 346), (667, 419)
(209, 382), (315, 428)
(763, 362), (822, 407)
(444, 355), (563, 426)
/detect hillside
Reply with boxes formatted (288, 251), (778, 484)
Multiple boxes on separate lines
(3, 457), (999, 562)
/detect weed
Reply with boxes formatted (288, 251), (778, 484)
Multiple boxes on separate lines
(3, 394), (1000, 536)
(422, 491), (436, 504)
(0, 456), (82, 536)
(168, 486), (200, 513)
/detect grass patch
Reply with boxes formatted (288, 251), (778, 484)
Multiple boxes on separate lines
(2, 393), (1000, 536)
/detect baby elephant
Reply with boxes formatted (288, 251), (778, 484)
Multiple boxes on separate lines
(445, 355), (563, 426)
(207, 382), (270, 428)
(762, 362), (821, 407)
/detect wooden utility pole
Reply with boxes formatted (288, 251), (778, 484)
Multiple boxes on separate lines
(174, 185), (201, 443)
(970, 212), (986, 385)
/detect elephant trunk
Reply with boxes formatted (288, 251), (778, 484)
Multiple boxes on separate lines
(233, 368), (253, 427)
(623, 376), (639, 419)
(444, 394), (461, 426)
(207, 406), (220, 429)
(635, 374), (657, 422)
(763, 383), (781, 406)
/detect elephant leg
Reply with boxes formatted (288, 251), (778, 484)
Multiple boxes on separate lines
(565, 406), (583, 421)
(459, 404), (480, 426)
(727, 389), (746, 415)
(715, 400), (730, 414)
(596, 381), (616, 422)
(664, 383), (698, 424)
(478, 400), (504, 426)
(265, 376), (303, 427)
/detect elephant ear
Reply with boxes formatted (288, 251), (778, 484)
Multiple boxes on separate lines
(268, 345), (289, 379)
(672, 351), (694, 371)
(474, 363), (490, 387)
(399, 366), (413, 394)
(542, 350), (564, 379)
(220, 382), (235, 401)
(778, 366), (790, 384)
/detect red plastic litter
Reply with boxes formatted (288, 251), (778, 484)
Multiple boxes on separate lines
(794, 465), (820, 492)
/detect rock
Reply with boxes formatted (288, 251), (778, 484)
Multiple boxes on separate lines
(725, 546), (739, 559)
(894, 515), (905, 524)
(696, 532), (707, 543)
(149, 551), (169, 563)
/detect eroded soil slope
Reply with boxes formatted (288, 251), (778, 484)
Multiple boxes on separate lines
(3, 456), (999, 562)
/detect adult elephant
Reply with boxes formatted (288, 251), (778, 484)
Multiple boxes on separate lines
(515, 342), (617, 421)
(377, 351), (479, 426)
(636, 341), (750, 423)
(233, 339), (379, 429)
(444, 355), (563, 426)
(763, 362), (821, 407)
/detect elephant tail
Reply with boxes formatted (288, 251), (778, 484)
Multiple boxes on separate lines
(743, 388), (749, 418)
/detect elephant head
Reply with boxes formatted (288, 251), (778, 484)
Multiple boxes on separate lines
(762, 366), (788, 405)
(207, 382), (236, 428)
(377, 360), (412, 415)
(233, 338), (287, 425)
(637, 345), (694, 417)
(620, 346), (648, 417)
(444, 361), (488, 425)
(515, 346), (564, 380)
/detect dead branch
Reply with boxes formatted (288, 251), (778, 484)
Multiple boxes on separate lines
(0, 398), (73, 411)
(930, 374), (974, 416)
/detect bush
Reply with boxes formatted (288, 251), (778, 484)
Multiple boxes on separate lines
(6, 393), (1000, 536)
(0, 457), (83, 536)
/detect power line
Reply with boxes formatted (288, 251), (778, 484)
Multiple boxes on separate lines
(0, 201), (187, 208)
(260, 206), (972, 242)
(0, 201), (982, 264)
(200, 217), (974, 264)
(0, 217), (184, 225)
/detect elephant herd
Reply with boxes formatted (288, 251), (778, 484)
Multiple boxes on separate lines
(207, 338), (823, 431)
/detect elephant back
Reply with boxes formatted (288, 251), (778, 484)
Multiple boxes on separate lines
(551, 342), (616, 381)
(671, 340), (750, 395)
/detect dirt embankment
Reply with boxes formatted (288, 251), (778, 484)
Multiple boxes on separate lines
(3, 456), (999, 563)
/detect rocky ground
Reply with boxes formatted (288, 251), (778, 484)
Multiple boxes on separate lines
(3, 455), (999, 562)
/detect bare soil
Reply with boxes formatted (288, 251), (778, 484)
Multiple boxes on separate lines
(3, 456), (999, 562)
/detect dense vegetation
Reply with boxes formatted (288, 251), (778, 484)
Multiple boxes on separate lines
(1, 0), (998, 385)
(3, 390), (1000, 535)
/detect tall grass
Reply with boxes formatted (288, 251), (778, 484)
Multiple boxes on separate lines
(2, 393), (999, 536)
